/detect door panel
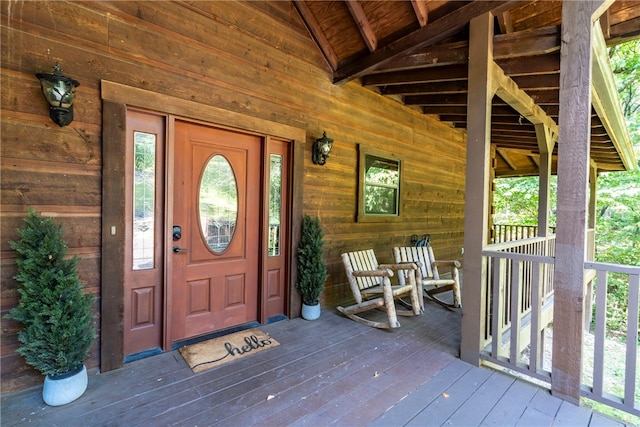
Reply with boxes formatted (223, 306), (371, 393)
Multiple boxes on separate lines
(124, 111), (165, 356)
(171, 120), (260, 341)
(262, 139), (290, 322)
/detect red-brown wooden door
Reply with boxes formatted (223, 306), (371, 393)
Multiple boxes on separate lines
(170, 120), (260, 341)
(123, 110), (165, 356)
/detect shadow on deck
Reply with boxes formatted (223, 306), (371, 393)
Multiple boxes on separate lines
(0, 302), (626, 426)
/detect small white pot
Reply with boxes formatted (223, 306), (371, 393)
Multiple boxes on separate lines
(42, 365), (88, 406)
(301, 302), (321, 320)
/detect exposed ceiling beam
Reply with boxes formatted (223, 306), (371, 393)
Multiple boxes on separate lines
(606, 16), (640, 45)
(292, 0), (338, 71)
(497, 11), (514, 34)
(380, 80), (468, 95)
(333, 0), (519, 84)
(362, 64), (468, 86)
(492, 61), (559, 136)
(411, 0), (429, 27)
(591, 24), (636, 170)
(599, 9), (611, 39)
(497, 148), (518, 170)
(404, 93), (468, 106)
(345, 1), (377, 52)
(496, 53), (559, 76)
(372, 25), (560, 73)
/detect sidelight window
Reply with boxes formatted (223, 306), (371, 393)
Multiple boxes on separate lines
(132, 131), (157, 270)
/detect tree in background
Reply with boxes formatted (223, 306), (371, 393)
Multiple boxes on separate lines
(594, 39), (640, 334)
(493, 39), (639, 335)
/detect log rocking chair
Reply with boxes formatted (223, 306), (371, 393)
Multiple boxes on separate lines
(338, 249), (422, 329)
(394, 238), (462, 310)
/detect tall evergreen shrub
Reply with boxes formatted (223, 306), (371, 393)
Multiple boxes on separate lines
(5, 208), (95, 376)
(296, 215), (328, 304)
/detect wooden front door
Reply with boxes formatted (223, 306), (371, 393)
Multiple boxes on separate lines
(170, 120), (261, 341)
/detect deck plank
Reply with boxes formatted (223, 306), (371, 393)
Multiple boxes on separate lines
(405, 363), (494, 426)
(588, 412), (627, 426)
(479, 377), (539, 426)
(553, 400), (596, 426)
(0, 309), (615, 427)
(444, 370), (515, 425)
(231, 312), (456, 426)
(369, 358), (472, 426)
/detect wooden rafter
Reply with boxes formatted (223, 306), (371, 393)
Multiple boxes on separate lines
(333, 0), (519, 84)
(591, 23), (636, 170)
(497, 10), (514, 33)
(289, 0), (637, 175)
(493, 61), (559, 136)
(345, 1), (377, 52)
(411, 0), (429, 27)
(292, 0), (339, 71)
(372, 25), (561, 74)
(497, 148), (521, 171)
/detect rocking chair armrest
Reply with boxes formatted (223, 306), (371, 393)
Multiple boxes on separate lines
(352, 269), (394, 278)
(379, 262), (419, 272)
(432, 260), (461, 269)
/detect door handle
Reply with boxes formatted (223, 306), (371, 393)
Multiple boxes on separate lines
(173, 246), (189, 253)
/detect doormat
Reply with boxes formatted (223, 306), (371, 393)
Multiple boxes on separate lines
(178, 328), (279, 373)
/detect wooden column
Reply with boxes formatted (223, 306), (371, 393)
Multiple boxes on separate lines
(461, 12), (497, 365)
(535, 124), (555, 237)
(588, 163), (598, 233)
(553, 0), (609, 404)
(101, 101), (127, 372)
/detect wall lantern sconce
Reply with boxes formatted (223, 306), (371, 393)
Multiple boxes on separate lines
(312, 132), (333, 165)
(36, 62), (80, 127)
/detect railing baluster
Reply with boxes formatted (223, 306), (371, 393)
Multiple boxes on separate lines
(510, 260), (522, 365)
(624, 273), (639, 407)
(529, 261), (542, 375)
(491, 257), (506, 359)
(481, 235), (639, 416)
(593, 270), (607, 397)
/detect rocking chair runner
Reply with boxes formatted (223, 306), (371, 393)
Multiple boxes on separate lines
(394, 243), (462, 310)
(338, 249), (422, 329)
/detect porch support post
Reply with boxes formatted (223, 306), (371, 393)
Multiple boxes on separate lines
(535, 124), (556, 237)
(588, 162), (598, 234)
(553, 0), (610, 404)
(461, 12), (497, 365)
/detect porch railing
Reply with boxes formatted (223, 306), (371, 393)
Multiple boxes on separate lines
(581, 261), (640, 416)
(492, 224), (556, 244)
(480, 235), (556, 385)
(480, 232), (640, 417)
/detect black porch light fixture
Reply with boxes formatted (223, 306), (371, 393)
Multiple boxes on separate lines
(312, 131), (333, 165)
(36, 62), (80, 127)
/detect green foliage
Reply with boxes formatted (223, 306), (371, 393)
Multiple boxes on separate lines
(493, 176), (557, 226)
(296, 215), (328, 304)
(5, 208), (96, 377)
(364, 155), (400, 215)
(609, 40), (640, 133)
(494, 39), (640, 338)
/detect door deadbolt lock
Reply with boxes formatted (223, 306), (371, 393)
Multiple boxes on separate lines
(172, 225), (182, 241)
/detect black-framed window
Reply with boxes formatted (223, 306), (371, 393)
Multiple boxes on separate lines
(357, 146), (401, 222)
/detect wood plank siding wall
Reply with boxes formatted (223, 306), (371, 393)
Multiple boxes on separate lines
(0, 1), (466, 392)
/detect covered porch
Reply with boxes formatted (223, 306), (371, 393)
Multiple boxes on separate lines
(0, 308), (621, 426)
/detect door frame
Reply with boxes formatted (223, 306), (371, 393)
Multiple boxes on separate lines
(101, 80), (305, 372)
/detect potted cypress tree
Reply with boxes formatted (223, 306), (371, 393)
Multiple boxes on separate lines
(296, 214), (328, 320)
(5, 208), (96, 406)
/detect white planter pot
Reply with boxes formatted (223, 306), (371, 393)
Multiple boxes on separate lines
(301, 302), (321, 320)
(42, 365), (88, 406)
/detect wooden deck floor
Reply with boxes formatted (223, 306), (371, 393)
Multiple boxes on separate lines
(1, 304), (628, 426)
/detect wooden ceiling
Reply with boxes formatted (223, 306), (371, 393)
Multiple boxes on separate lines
(293, 0), (640, 177)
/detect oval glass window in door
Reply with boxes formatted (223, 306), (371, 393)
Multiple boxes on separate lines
(199, 155), (238, 253)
